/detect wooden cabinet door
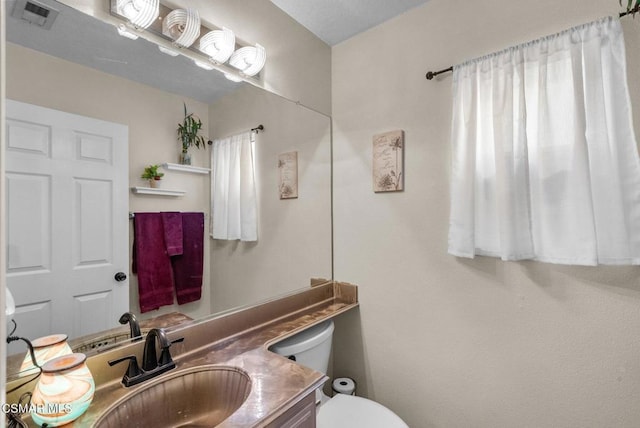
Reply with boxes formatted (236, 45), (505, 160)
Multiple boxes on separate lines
(267, 390), (316, 428)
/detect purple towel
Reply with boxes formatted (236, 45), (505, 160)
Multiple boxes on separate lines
(132, 213), (175, 313)
(171, 212), (204, 305)
(161, 212), (184, 256)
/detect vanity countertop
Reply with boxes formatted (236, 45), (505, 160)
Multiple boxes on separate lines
(10, 280), (358, 427)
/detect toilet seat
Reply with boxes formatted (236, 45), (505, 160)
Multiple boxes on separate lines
(317, 394), (409, 428)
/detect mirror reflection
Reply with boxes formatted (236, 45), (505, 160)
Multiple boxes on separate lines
(4, 0), (332, 378)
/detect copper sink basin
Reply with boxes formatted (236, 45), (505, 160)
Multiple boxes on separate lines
(95, 365), (251, 428)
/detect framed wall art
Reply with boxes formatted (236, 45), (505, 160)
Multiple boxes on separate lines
(278, 151), (298, 199)
(373, 130), (404, 192)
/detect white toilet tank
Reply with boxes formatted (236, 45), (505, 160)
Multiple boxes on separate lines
(271, 319), (410, 428)
(269, 319), (334, 374)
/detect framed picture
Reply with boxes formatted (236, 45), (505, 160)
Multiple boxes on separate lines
(278, 151), (298, 199)
(373, 130), (404, 192)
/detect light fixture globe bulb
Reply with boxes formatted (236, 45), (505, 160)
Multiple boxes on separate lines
(229, 43), (266, 77)
(116, 0), (159, 29)
(163, 8), (201, 49)
(199, 27), (236, 63)
(121, 3), (137, 20)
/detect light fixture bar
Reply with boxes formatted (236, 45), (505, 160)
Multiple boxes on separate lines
(109, 0), (265, 82)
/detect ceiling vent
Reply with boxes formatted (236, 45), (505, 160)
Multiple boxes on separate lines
(11, 0), (59, 30)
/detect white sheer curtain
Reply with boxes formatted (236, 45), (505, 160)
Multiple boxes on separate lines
(448, 17), (640, 265)
(211, 131), (258, 241)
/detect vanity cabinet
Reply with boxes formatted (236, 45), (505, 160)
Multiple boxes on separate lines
(266, 390), (316, 428)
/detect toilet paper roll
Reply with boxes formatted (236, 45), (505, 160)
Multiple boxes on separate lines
(332, 377), (356, 395)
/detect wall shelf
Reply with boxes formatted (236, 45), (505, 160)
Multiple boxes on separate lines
(130, 187), (186, 197)
(162, 163), (211, 174)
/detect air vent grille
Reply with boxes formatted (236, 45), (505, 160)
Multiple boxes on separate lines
(24, 2), (50, 18)
(11, 0), (59, 30)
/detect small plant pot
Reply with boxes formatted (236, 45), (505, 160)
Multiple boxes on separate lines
(148, 179), (161, 188)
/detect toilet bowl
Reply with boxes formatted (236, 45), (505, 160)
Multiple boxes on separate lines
(270, 320), (408, 428)
(317, 394), (408, 428)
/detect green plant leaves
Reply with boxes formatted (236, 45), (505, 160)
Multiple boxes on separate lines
(141, 164), (164, 179)
(177, 103), (206, 152)
(620, 0), (640, 12)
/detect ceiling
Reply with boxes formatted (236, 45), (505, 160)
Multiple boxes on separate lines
(270, 0), (429, 46)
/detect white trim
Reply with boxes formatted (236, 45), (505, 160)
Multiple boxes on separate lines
(131, 187), (186, 197)
(162, 163), (211, 174)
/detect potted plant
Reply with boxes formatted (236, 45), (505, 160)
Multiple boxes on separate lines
(141, 164), (164, 188)
(177, 103), (207, 165)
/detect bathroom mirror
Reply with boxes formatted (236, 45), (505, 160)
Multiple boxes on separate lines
(4, 0), (332, 379)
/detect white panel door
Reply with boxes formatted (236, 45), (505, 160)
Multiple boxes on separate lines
(6, 100), (129, 355)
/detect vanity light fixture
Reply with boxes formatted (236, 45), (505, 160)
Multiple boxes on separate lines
(160, 8), (200, 54)
(228, 43), (267, 77)
(111, 1), (267, 82)
(114, 0), (159, 39)
(199, 27), (236, 64)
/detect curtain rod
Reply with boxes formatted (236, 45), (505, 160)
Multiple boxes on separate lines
(207, 124), (264, 145)
(129, 212), (208, 219)
(425, 8), (639, 81)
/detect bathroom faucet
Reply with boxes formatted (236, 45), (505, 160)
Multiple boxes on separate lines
(108, 328), (183, 387)
(119, 312), (142, 341)
(142, 328), (173, 371)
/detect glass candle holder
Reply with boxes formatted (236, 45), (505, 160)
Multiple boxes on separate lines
(20, 334), (73, 374)
(31, 353), (95, 427)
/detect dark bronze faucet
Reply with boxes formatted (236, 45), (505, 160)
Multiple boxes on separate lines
(142, 328), (173, 371)
(108, 328), (183, 387)
(119, 312), (142, 341)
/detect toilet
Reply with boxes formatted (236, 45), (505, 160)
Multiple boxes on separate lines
(270, 320), (409, 428)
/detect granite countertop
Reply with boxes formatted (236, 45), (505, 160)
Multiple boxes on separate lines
(10, 281), (359, 427)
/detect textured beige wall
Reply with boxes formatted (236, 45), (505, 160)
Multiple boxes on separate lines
(6, 43), (212, 321)
(208, 85), (332, 313)
(332, 0), (640, 427)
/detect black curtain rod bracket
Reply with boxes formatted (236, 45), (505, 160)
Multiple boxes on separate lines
(425, 66), (453, 80)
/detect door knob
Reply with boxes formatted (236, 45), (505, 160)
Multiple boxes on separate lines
(114, 272), (127, 282)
